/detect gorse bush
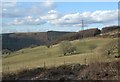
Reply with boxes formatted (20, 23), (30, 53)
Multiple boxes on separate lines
(99, 39), (119, 58)
(60, 41), (76, 56)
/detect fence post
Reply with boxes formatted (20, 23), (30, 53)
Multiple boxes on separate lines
(84, 58), (86, 65)
(43, 61), (46, 78)
(7, 66), (9, 72)
(64, 60), (65, 65)
(44, 61), (46, 69)
(54, 59), (56, 68)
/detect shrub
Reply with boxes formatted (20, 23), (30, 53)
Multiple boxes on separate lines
(99, 39), (119, 58)
(29, 44), (37, 48)
(2, 49), (11, 55)
(60, 41), (76, 56)
(46, 42), (51, 48)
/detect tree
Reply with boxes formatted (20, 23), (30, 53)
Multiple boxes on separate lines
(60, 41), (76, 56)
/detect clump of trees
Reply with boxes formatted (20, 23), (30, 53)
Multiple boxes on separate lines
(60, 41), (76, 56)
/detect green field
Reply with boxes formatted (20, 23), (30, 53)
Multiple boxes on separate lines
(2, 37), (118, 73)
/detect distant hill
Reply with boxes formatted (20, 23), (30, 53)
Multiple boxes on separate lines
(54, 28), (101, 44)
(101, 26), (119, 33)
(99, 26), (120, 38)
(2, 26), (120, 52)
(2, 31), (73, 51)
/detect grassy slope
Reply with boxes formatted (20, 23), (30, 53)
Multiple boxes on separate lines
(2, 37), (118, 73)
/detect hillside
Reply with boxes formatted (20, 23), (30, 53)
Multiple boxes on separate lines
(2, 26), (119, 80)
(2, 26), (119, 52)
(2, 37), (119, 73)
(2, 37), (119, 80)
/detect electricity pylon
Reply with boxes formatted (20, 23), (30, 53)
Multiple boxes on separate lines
(81, 19), (84, 31)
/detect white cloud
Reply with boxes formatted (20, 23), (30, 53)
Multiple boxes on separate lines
(41, 10), (60, 20)
(3, 9), (7, 11)
(47, 9), (118, 27)
(2, 1), (16, 8)
(2, 1), (56, 18)
(90, 10), (118, 22)
(43, 0), (54, 8)
(3, 8), (118, 27)
(48, 10), (57, 14)
(1, 1), (16, 16)
(25, 1), (55, 16)
(10, 16), (46, 25)
(13, 18), (24, 25)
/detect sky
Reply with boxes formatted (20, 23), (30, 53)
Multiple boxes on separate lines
(1, 1), (119, 33)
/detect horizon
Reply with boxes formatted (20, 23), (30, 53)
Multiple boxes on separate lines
(1, 1), (118, 33)
(1, 25), (118, 34)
